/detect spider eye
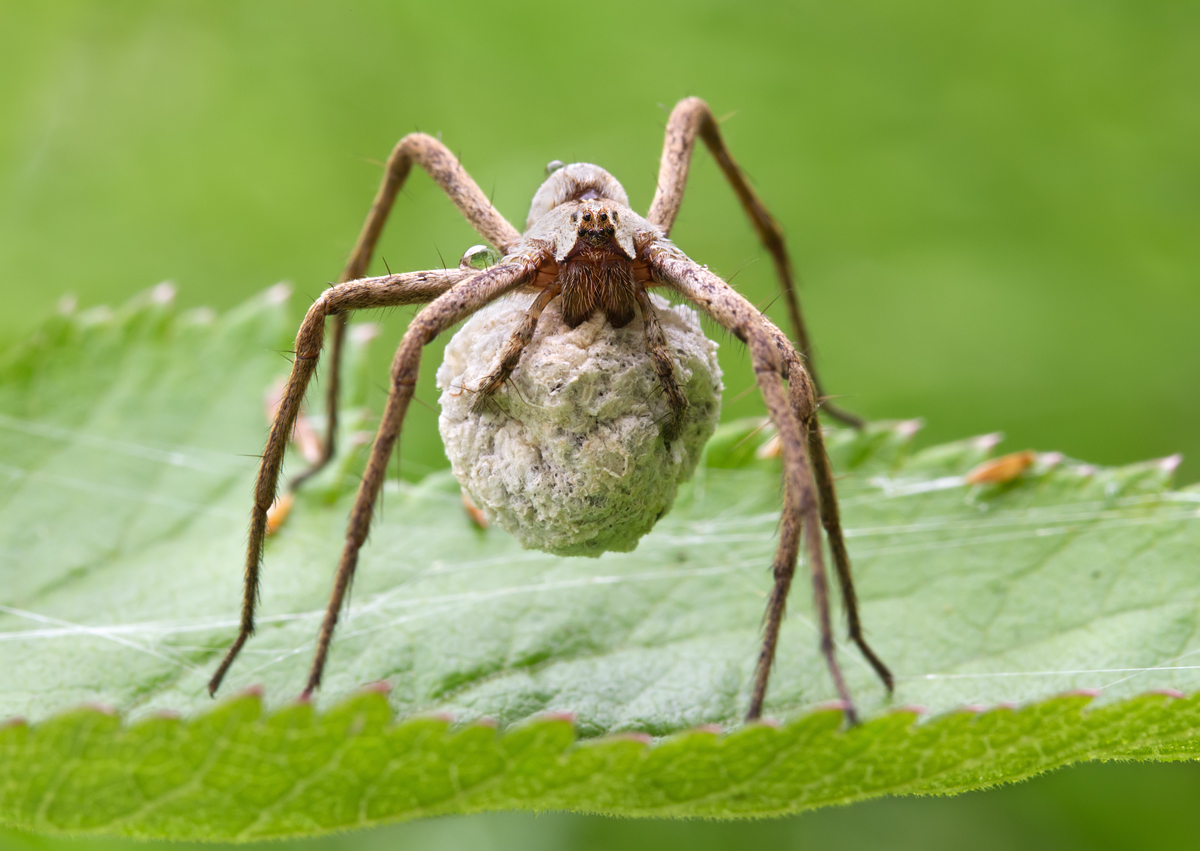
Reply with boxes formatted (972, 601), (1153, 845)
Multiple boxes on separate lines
(598, 212), (608, 223)
(611, 210), (619, 221)
(571, 213), (578, 223)
(582, 212), (592, 222)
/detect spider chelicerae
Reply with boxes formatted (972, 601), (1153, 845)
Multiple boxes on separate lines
(208, 97), (893, 723)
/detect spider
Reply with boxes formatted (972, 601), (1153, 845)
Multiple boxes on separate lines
(208, 97), (893, 723)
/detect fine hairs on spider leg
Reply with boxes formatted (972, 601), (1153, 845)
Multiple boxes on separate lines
(209, 97), (892, 724)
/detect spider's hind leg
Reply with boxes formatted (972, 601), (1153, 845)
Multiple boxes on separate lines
(649, 245), (891, 723)
(775, 334), (893, 693)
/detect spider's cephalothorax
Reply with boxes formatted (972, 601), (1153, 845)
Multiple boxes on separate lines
(556, 202), (643, 328)
(528, 164), (644, 329)
(558, 200), (639, 329)
(209, 98), (893, 726)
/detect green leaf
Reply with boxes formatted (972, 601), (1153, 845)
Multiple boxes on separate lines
(0, 288), (1197, 839)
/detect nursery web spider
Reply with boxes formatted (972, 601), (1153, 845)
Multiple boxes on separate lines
(208, 97), (893, 722)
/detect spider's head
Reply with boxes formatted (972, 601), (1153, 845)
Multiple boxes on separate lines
(527, 162), (629, 229)
(526, 163), (643, 263)
(561, 200), (637, 261)
(574, 202), (618, 247)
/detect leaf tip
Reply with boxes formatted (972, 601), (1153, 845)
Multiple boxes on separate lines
(896, 419), (924, 438)
(812, 699), (855, 717)
(747, 717), (782, 729)
(972, 432), (1004, 451)
(359, 680), (392, 696)
(183, 306), (217, 325)
(80, 701), (117, 716)
(538, 710), (577, 725)
(606, 731), (653, 745)
(265, 282), (292, 305)
(1148, 688), (1185, 699)
(350, 322), (382, 344)
(150, 282), (177, 305)
(0, 715), (28, 730)
(1038, 451), (1065, 467)
(1158, 454), (1184, 475)
(234, 684), (265, 701)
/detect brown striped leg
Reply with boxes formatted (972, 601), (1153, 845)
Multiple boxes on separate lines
(207, 266), (478, 697)
(469, 284), (560, 412)
(290, 133), (525, 492)
(635, 288), (689, 446)
(647, 97), (862, 429)
(300, 254), (545, 697)
(768, 322), (893, 694)
(806, 421), (894, 692)
(648, 244), (862, 722)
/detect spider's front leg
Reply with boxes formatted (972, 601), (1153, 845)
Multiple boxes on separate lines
(300, 252), (545, 697)
(648, 97), (863, 429)
(470, 283), (561, 412)
(648, 240), (890, 722)
(208, 264), (493, 697)
(291, 133), (524, 492)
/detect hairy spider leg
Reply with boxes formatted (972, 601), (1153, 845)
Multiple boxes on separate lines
(470, 283), (562, 410)
(635, 289), (689, 446)
(649, 240), (887, 722)
(300, 255), (544, 698)
(647, 97), (863, 429)
(289, 134), (524, 493)
(764, 321), (895, 693)
(212, 125), (892, 723)
(206, 266), (479, 697)
(805, 411), (895, 692)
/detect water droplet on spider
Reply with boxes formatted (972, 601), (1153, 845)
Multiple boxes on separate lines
(460, 244), (501, 270)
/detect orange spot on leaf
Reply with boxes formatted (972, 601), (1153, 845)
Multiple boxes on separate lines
(266, 492), (295, 536)
(965, 450), (1036, 485)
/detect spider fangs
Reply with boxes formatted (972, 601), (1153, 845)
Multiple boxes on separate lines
(208, 97), (894, 724)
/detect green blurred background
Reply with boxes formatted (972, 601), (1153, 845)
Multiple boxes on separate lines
(1, 1), (1196, 848)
